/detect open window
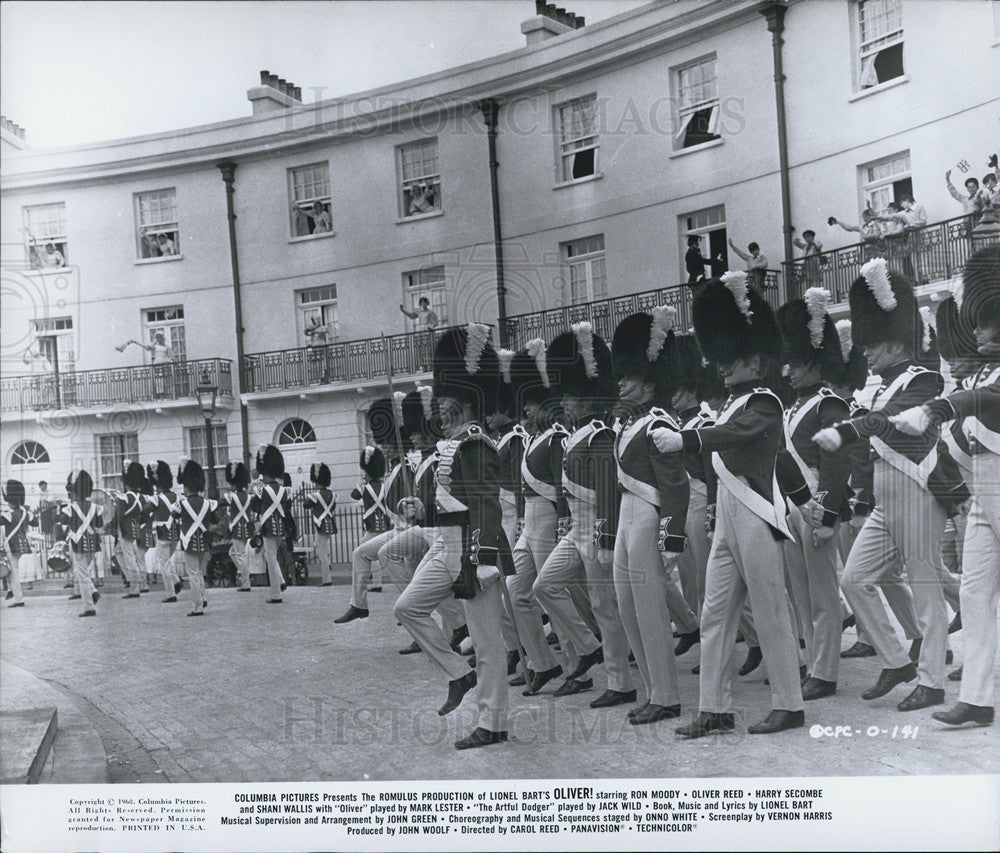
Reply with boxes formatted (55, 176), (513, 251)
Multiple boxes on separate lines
(556, 95), (599, 182)
(674, 56), (720, 150)
(135, 189), (180, 259)
(289, 163), (333, 237)
(857, 0), (904, 89)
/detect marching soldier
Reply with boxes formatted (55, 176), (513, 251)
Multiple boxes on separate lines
(394, 324), (512, 750)
(891, 245), (1000, 726)
(61, 468), (104, 617)
(137, 475), (158, 588)
(1, 480), (36, 608)
(662, 274), (805, 738)
(533, 322), (635, 704)
(147, 460), (184, 603)
(814, 258), (969, 712)
(223, 462), (254, 592)
(610, 307), (690, 725)
(776, 289), (853, 700)
(305, 462), (337, 586)
(250, 444), (291, 603)
(172, 458), (218, 616)
(115, 460), (150, 598)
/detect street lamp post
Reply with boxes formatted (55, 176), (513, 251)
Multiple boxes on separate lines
(195, 367), (219, 499)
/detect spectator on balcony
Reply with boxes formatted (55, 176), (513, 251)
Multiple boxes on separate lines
(792, 229), (824, 288)
(877, 196), (926, 283)
(23, 348), (53, 410)
(684, 236), (722, 288)
(974, 170), (999, 219)
(400, 297), (440, 372)
(946, 171), (980, 216)
(728, 238), (769, 289)
(138, 332), (174, 399)
(829, 211), (884, 259)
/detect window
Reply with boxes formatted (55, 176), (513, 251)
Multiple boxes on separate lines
(297, 286), (339, 346)
(22, 203), (68, 268)
(135, 189), (180, 259)
(97, 433), (139, 492)
(143, 306), (186, 362)
(398, 139), (442, 217)
(32, 317), (75, 372)
(857, 0), (904, 88)
(186, 424), (229, 476)
(674, 56), (720, 149)
(278, 419), (317, 445)
(681, 206), (728, 281)
(10, 441), (50, 465)
(403, 266), (448, 330)
(561, 236), (607, 304)
(289, 163), (332, 237)
(860, 151), (912, 215)
(556, 96), (599, 182)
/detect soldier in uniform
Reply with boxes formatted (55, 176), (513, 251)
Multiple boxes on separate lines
(661, 274), (805, 738)
(305, 462), (337, 586)
(137, 475), (158, 588)
(223, 462), (255, 592)
(776, 289), (853, 700)
(394, 324), (512, 750)
(814, 258), (969, 712)
(532, 322), (634, 703)
(115, 459), (150, 598)
(1, 480), (36, 608)
(61, 469), (104, 617)
(147, 460), (184, 602)
(250, 444), (291, 603)
(892, 245), (1000, 726)
(172, 458), (218, 617)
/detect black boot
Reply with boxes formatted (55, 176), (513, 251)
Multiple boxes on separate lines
(438, 671), (477, 716)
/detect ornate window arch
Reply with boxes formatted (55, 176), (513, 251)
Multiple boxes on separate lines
(277, 418), (316, 446)
(10, 440), (50, 465)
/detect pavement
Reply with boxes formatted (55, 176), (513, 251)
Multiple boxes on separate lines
(0, 579), (997, 783)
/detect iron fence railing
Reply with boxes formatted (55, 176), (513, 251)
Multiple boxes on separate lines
(503, 271), (783, 350)
(782, 214), (996, 304)
(240, 324), (492, 393)
(1, 358), (233, 414)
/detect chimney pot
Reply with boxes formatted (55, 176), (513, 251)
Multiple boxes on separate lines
(260, 70), (270, 85)
(292, 86), (302, 101)
(277, 78), (287, 94)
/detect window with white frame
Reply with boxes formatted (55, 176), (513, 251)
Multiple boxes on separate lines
(857, 0), (904, 89)
(289, 163), (333, 237)
(10, 441), (50, 465)
(860, 151), (912, 215)
(134, 189), (180, 259)
(403, 266), (447, 330)
(97, 433), (139, 492)
(22, 203), (68, 268)
(143, 307), (186, 362)
(278, 418), (317, 445)
(185, 424), (229, 477)
(561, 236), (607, 305)
(680, 205), (728, 281)
(32, 317), (75, 372)
(298, 285), (339, 346)
(398, 139), (442, 217)
(674, 56), (721, 149)
(556, 96), (599, 182)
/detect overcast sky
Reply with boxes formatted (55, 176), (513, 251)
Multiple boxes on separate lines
(1, 0), (648, 150)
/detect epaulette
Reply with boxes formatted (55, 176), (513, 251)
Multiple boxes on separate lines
(818, 387), (836, 398)
(512, 423), (530, 439)
(459, 424), (497, 451)
(589, 418), (608, 431)
(907, 365), (928, 375)
(551, 421), (570, 436)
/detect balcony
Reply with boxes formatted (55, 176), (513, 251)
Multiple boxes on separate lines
(503, 271), (783, 350)
(240, 325), (493, 394)
(782, 214), (998, 304)
(1, 358), (233, 414)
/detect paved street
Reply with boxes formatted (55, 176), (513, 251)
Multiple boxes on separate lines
(1, 581), (997, 784)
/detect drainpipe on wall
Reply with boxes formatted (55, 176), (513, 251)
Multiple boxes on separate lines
(479, 99), (508, 346)
(762, 4), (794, 280)
(217, 161), (252, 468)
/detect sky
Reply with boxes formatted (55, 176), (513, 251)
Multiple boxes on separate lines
(1, 0), (649, 149)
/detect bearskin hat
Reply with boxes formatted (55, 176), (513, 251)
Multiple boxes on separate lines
(147, 460), (172, 491)
(506, 343), (553, 419)
(176, 455), (190, 487)
(225, 461), (250, 490)
(692, 273), (782, 367)
(123, 458), (144, 491)
(366, 397), (398, 447)
(139, 476), (153, 497)
(611, 306), (679, 406)
(359, 445), (386, 480)
(178, 458), (206, 493)
(310, 462), (331, 488)
(833, 320), (870, 392)
(3, 479), (25, 504)
(849, 259), (922, 353)
(777, 289), (845, 383)
(256, 444), (285, 479)
(935, 296), (978, 365)
(432, 323), (499, 419)
(959, 245), (1000, 336)
(401, 387), (441, 442)
(674, 334), (725, 401)
(546, 322), (616, 403)
(67, 468), (93, 502)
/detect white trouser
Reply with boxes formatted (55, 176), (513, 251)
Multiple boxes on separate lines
(182, 550), (208, 613)
(261, 536), (286, 598)
(7, 555), (25, 603)
(155, 539), (180, 591)
(115, 537), (143, 589)
(497, 497), (521, 653)
(230, 538), (250, 589)
(71, 549), (97, 613)
(510, 497), (559, 673)
(678, 483), (710, 615)
(350, 529), (397, 610)
(314, 531), (333, 584)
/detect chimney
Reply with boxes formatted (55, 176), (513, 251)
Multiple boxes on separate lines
(522, 2), (584, 45)
(247, 69), (304, 115)
(0, 115), (27, 142)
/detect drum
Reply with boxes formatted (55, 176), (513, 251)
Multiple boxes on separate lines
(47, 540), (72, 573)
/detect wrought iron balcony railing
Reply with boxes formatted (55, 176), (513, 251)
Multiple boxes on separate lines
(782, 214), (997, 304)
(240, 325), (492, 394)
(1, 358), (233, 414)
(503, 271), (783, 350)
